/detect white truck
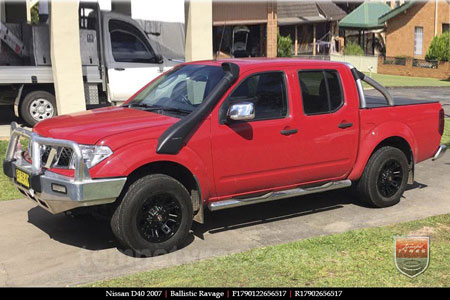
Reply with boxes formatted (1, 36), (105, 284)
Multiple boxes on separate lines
(0, 3), (176, 126)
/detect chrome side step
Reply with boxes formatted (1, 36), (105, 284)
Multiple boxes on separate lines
(208, 180), (352, 211)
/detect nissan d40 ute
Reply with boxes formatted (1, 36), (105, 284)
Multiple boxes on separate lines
(3, 59), (446, 255)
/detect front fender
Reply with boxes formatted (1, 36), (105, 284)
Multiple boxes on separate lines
(105, 139), (213, 201)
(348, 121), (417, 181)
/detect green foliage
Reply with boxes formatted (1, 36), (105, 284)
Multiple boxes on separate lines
(0, 141), (24, 201)
(277, 33), (292, 57)
(31, 5), (39, 25)
(343, 41), (364, 56)
(89, 214), (450, 287)
(426, 32), (450, 61)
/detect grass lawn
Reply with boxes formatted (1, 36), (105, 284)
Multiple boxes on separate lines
(0, 140), (24, 201)
(363, 72), (450, 88)
(89, 214), (450, 287)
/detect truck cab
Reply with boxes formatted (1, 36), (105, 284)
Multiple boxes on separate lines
(0, 2), (176, 126)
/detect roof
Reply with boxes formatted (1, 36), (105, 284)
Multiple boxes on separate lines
(188, 58), (351, 73)
(277, 1), (346, 26)
(339, 2), (391, 29)
(378, 0), (417, 23)
(317, 1), (347, 21)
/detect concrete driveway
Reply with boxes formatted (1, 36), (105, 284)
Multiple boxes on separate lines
(0, 155), (449, 287)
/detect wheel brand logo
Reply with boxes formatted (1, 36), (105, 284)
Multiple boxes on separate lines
(394, 236), (430, 278)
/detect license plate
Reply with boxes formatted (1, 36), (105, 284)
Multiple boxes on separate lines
(16, 169), (30, 188)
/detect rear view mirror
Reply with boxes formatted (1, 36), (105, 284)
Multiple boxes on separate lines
(228, 102), (255, 121)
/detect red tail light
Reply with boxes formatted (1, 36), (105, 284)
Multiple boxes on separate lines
(439, 108), (444, 136)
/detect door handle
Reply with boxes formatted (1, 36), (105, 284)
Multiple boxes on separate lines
(338, 122), (353, 129)
(114, 67), (125, 71)
(280, 129), (298, 136)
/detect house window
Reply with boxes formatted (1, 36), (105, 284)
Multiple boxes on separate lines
(443, 23), (450, 33)
(414, 27), (423, 56)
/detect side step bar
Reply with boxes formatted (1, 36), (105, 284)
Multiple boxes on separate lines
(208, 180), (352, 211)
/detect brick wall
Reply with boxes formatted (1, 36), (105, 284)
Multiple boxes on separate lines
(378, 56), (450, 80)
(266, 1), (277, 58)
(385, 1), (449, 59)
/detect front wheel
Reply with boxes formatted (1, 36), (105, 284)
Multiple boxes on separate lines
(111, 174), (193, 256)
(356, 146), (409, 208)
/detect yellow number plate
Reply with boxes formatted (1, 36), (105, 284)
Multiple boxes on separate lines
(16, 169), (30, 188)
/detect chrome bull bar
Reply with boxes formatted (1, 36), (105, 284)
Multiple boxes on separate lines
(4, 122), (126, 214)
(6, 121), (91, 181)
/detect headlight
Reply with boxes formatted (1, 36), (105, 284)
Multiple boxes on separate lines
(73, 145), (113, 169)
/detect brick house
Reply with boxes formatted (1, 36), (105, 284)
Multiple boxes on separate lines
(379, 0), (450, 60)
(212, 1), (277, 58)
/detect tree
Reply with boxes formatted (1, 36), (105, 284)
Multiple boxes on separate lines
(31, 5), (39, 25)
(426, 32), (450, 61)
(277, 33), (292, 57)
(343, 41), (364, 56)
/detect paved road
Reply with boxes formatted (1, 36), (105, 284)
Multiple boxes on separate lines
(0, 156), (449, 287)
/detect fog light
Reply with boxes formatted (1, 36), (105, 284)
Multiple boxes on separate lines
(51, 183), (67, 194)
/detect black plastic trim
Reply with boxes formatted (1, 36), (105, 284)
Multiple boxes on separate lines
(30, 174), (42, 193)
(156, 62), (240, 154)
(3, 160), (14, 178)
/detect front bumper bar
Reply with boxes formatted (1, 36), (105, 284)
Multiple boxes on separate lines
(3, 122), (126, 214)
(432, 144), (447, 161)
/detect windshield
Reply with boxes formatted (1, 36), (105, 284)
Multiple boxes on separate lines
(127, 65), (225, 115)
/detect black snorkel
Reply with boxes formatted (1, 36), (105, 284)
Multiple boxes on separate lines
(156, 62), (240, 154)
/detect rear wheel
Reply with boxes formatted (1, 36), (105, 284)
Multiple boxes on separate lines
(111, 174), (193, 256)
(357, 146), (409, 208)
(20, 90), (57, 126)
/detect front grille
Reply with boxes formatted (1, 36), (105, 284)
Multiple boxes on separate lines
(58, 147), (74, 167)
(39, 146), (74, 168)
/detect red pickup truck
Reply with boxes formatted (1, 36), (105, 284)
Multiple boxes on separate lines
(3, 59), (446, 255)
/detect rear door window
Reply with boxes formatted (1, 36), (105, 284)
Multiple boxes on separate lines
(298, 70), (343, 115)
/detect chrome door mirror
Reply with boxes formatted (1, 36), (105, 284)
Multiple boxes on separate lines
(227, 102), (255, 121)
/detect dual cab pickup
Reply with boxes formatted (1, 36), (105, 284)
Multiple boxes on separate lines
(3, 59), (446, 255)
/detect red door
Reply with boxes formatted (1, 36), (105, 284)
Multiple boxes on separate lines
(295, 67), (359, 183)
(210, 70), (302, 199)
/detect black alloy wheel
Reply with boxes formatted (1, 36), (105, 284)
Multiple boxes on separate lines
(377, 159), (403, 198)
(137, 193), (182, 243)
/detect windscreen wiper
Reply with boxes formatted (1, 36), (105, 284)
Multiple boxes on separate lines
(127, 103), (192, 115)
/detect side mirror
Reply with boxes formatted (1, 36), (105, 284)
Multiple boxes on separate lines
(155, 54), (164, 64)
(227, 102), (255, 121)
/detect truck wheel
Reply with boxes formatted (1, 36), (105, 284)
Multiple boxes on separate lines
(20, 91), (57, 126)
(357, 146), (409, 208)
(111, 174), (193, 256)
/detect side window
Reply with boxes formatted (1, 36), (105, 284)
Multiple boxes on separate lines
(325, 71), (343, 111)
(109, 20), (156, 63)
(298, 70), (343, 115)
(228, 72), (288, 120)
